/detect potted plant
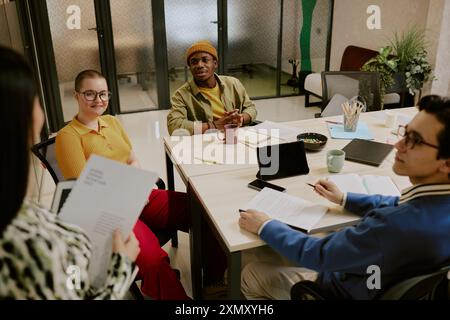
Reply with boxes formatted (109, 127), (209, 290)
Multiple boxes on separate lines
(362, 27), (433, 107)
(361, 46), (398, 106)
(390, 27), (433, 96)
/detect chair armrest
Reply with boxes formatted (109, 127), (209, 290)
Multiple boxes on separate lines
(290, 280), (334, 300)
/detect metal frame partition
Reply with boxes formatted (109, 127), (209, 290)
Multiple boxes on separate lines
(15, 0), (335, 133)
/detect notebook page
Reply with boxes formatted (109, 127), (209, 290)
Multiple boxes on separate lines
(361, 175), (401, 197)
(242, 187), (328, 232)
(328, 174), (368, 194)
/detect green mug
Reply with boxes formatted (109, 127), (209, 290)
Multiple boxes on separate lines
(327, 149), (345, 173)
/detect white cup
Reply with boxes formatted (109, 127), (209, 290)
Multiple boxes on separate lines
(385, 111), (398, 129)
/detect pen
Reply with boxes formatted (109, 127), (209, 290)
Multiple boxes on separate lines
(306, 183), (316, 188)
(239, 209), (246, 213)
(325, 120), (343, 125)
(194, 157), (221, 165)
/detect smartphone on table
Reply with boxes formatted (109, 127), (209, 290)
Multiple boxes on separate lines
(247, 179), (286, 192)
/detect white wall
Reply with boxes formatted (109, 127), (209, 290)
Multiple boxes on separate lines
(330, 0), (430, 70)
(430, 0), (450, 97)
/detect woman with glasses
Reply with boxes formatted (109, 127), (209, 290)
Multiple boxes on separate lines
(0, 47), (140, 299)
(55, 70), (191, 299)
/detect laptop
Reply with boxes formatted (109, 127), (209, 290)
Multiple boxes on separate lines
(256, 140), (310, 181)
(342, 138), (394, 167)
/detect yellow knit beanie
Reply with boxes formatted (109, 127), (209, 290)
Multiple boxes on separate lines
(186, 41), (218, 65)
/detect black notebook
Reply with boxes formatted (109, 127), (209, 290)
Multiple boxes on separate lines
(341, 139), (394, 167)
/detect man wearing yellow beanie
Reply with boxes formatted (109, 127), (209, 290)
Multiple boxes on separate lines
(167, 40), (257, 135)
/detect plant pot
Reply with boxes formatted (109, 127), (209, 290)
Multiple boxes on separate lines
(386, 72), (407, 93)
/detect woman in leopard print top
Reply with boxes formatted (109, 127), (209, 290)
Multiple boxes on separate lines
(0, 46), (139, 299)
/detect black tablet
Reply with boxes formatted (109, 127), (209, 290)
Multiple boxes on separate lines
(342, 138), (394, 167)
(256, 140), (310, 181)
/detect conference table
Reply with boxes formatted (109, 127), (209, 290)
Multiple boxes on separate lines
(163, 107), (417, 299)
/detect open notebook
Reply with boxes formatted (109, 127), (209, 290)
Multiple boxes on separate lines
(328, 174), (401, 197)
(241, 187), (328, 233)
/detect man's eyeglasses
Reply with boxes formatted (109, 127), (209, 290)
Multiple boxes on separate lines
(77, 90), (111, 102)
(397, 125), (439, 150)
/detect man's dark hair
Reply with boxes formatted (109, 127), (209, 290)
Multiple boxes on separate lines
(418, 95), (450, 178)
(0, 46), (36, 234)
(74, 69), (105, 92)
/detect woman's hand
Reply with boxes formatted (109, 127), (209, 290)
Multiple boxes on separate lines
(112, 230), (140, 262)
(314, 179), (344, 205)
(238, 209), (271, 235)
(127, 151), (141, 168)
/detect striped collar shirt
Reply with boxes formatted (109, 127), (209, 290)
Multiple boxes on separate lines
(398, 183), (450, 204)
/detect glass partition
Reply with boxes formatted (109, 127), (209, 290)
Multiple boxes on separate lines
(227, 0), (280, 98)
(165, 0), (218, 97)
(47, 0), (100, 122)
(110, 0), (158, 112)
(281, 0), (331, 95)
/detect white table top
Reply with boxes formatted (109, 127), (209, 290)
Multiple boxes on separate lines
(181, 107), (418, 253)
(164, 107), (418, 184)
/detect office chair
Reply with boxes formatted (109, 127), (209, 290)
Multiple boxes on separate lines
(291, 264), (450, 300)
(320, 71), (382, 116)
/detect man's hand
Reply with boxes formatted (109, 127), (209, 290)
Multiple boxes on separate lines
(238, 209), (271, 235)
(214, 110), (242, 130)
(314, 179), (344, 205)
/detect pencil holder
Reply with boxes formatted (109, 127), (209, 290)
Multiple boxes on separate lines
(344, 112), (359, 132)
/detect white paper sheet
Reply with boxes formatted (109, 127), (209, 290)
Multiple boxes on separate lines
(247, 121), (301, 140)
(241, 187), (328, 232)
(59, 155), (158, 288)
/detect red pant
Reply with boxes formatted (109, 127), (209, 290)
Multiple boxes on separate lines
(133, 189), (190, 300)
(133, 189), (226, 299)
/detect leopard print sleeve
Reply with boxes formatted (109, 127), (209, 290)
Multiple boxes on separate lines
(0, 203), (137, 299)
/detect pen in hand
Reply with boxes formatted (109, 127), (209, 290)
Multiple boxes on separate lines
(306, 183), (316, 189)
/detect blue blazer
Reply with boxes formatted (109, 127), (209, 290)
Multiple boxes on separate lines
(260, 184), (450, 299)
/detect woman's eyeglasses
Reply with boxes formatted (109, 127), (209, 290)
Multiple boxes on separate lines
(397, 125), (439, 150)
(77, 90), (111, 102)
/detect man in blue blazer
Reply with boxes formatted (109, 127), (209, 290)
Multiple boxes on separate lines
(239, 95), (450, 299)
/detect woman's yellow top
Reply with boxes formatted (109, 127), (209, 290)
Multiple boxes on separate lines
(55, 115), (132, 179)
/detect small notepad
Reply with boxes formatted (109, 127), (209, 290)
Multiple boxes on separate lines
(327, 121), (374, 140)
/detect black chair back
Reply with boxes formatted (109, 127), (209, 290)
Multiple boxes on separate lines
(31, 137), (64, 185)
